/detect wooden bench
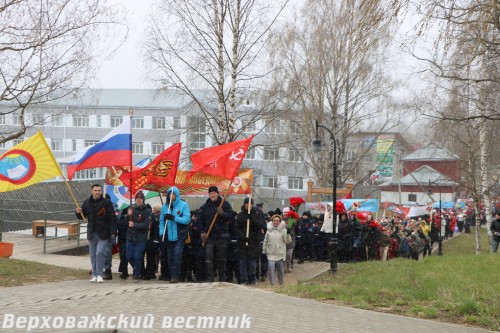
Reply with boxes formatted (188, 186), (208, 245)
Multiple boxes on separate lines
(32, 220), (79, 240)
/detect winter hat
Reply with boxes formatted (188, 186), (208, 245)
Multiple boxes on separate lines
(256, 203), (264, 208)
(208, 186), (219, 194)
(244, 197), (254, 204)
(135, 191), (145, 200)
(302, 211), (311, 218)
(274, 208), (282, 216)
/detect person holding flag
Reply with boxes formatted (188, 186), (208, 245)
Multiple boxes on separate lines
(234, 197), (265, 285)
(76, 184), (117, 283)
(159, 186), (190, 284)
(186, 135), (253, 282)
(199, 186), (235, 283)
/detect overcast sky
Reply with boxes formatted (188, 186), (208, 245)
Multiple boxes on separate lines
(92, 0), (155, 89)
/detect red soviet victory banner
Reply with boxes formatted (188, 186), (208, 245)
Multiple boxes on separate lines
(187, 135), (254, 180)
(119, 143), (181, 194)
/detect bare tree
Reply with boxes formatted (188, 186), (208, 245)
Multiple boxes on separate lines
(0, 0), (127, 144)
(144, 0), (289, 144)
(406, 0), (500, 253)
(268, 0), (402, 189)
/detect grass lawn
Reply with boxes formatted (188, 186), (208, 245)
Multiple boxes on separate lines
(0, 258), (89, 287)
(278, 228), (500, 331)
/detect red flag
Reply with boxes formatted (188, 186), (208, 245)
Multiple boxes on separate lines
(119, 143), (181, 194)
(187, 135), (254, 180)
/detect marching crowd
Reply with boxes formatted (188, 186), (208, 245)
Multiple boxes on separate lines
(76, 184), (500, 285)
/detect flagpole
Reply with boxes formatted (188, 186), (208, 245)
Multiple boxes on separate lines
(128, 109), (133, 210)
(245, 192), (251, 246)
(204, 179), (234, 245)
(37, 131), (87, 222)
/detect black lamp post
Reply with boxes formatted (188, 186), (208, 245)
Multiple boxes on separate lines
(312, 120), (338, 273)
(427, 180), (443, 256)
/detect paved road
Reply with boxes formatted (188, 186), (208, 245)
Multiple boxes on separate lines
(0, 232), (495, 333)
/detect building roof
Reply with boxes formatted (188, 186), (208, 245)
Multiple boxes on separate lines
(396, 165), (457, 187)
(49, 88), (201, 109)
(402, 142), (459, 161)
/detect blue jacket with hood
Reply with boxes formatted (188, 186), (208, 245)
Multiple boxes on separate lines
(159, 186), (190, 241)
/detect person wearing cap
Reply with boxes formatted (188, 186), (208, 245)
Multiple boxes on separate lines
(199, 185), (235, 282)
(126, 191), (152, 280)
(490, 210), (500, 253)
(296, 211), (314, 263)
(76, 183), (117, 283)
(234, 197), (265, 285)
(159, 186), (190, 283)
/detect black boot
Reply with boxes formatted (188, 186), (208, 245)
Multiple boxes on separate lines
(103, 268), (112, 280)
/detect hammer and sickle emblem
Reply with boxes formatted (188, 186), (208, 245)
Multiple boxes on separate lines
(229, 148), (245, 161)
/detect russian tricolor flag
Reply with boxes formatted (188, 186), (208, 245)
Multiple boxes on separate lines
(67, 119), (132, 180)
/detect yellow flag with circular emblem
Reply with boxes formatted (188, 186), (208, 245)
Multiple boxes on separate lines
(0, 132), (62, 192)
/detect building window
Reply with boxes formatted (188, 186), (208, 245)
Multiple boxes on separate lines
(31, 113), (44, 126)
(263, 147), (279, 161)
(245, 147), (256, 160)
(132, 116), (144, 129)
(72, 140), (77, 151)
(242, 120), (256, 133)
(111, 116), (123, 128)
(12, 114), (21, 126)
(96, 115), (102, 127)
(408, 194), (417, 202)
(51, 139), (63, 151)
(0, 114), (5, 125)
(190, 134), (206, 150)
(73, 169), (97, 180)
(173, 117), (182, 129)
(346, 150), (356, 161)
(288, 177), (303, 190)
(51, 115), (63, 127)
(84, 140), (98, 147)
(0, 142), (6, 148)
(288, 121), (301, 135)
(12, 138), (23, 146)
(265, 120), (280, 134)
(288, 148), (304, 162)
(153, 117), (166, 129)
(263, 175), (278, 188)
(132, 142), (143, 154)
(152, 142), (164, 154)
(73, 115), (89, 127)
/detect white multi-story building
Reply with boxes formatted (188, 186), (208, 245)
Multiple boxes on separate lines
(0, 88), (310, 207)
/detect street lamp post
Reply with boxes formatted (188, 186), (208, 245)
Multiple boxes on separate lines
(428, 180), (443, 256)
(312, 120), (338, 273)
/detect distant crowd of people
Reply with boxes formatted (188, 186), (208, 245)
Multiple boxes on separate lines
(76, 184), (500, 284)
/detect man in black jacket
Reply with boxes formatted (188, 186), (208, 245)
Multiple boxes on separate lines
(76, 184), (116, 283)
(235, 197), (265, 285)
(199, 186), (235, 282)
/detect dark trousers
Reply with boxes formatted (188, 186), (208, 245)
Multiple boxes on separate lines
(159, 241), (171, 280)
(205, 239), (227, 282)
(256, 252), (268, 279)
(239, 258), (257, 284)
(226, 259), (240, 283)
(180, 244), (194, 281)
(144, 244), (159, 278)
(118, 243), (128, 276)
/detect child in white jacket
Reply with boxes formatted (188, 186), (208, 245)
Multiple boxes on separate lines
(262, 215), (292, 285)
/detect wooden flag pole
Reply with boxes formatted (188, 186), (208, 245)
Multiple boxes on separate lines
(245, 193), (252, 246)
(203, 179), (234, 246)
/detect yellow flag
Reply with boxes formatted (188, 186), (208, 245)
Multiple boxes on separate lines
(0, 132), (62, 192)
